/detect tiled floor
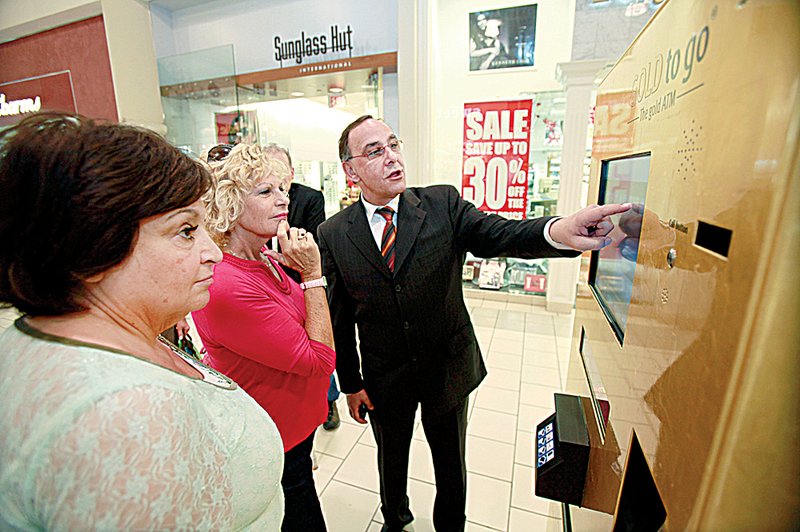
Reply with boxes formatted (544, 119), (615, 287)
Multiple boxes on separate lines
(0, 295), (573, 532)
(314, 295), (573, 532)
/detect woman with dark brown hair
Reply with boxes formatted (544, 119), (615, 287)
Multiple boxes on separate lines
(0, 114), (284, 530)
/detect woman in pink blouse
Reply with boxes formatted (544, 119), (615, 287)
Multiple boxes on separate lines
(193, 143), (334, 532)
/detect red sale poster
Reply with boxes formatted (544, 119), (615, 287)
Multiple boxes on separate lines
(462, 100), (532, 220)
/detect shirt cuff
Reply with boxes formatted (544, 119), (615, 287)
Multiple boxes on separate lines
(544, 217), (574, 250)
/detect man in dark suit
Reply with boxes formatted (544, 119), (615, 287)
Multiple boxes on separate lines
(265, 143), (341, 430)
(317, 116), (629, 532)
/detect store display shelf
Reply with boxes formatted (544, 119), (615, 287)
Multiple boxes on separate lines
(529, 195), (558, 202)
(462, 284), (546, 305)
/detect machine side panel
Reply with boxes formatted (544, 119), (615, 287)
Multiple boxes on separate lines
(567, 0), (800, 528)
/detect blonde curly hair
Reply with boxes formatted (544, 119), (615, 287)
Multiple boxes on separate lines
(203, 143), (291, 247)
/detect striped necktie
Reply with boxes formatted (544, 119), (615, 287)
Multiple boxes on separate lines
(377, 206), (396, 272)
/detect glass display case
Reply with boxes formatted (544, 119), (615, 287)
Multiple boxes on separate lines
(158, 45), (241, 160)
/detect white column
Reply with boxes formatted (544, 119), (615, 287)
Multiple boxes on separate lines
(102, 0), (165, 133)
(397, 0), (435, 187)
(546, 60), (608, 314)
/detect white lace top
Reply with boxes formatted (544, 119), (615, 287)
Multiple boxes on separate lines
(0, 319), (284, 531)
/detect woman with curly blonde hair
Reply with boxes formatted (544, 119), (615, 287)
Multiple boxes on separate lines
(192, 143), (334, 532)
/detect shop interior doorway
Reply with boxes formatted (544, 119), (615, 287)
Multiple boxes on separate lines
(159, 48), (397, 216)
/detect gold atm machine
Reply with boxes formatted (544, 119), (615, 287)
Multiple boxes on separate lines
(534, 0), (799, 529)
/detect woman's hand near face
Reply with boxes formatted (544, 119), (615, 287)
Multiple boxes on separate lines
(263, 220), (334, 350)
(266, 220), (322, 281)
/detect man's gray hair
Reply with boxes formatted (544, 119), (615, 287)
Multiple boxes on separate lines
(263, 143), (293, 168)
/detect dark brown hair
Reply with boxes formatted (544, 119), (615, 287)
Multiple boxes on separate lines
(0, 113), (211, 316)
(338, 114), (374, 162)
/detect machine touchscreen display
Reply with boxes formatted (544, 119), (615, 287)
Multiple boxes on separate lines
(590, 153), (651, 343)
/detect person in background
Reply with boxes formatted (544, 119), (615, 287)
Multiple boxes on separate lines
(470, 12), (504, 70)
(0, 114), (284, 530)
(194, 143), (334, 532)
(264, 143), (341, 431)
(318, 115), (631, 532)
(161, 316), (191, 347)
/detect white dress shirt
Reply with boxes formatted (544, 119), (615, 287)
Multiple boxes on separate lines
(361, 195), (401, 250)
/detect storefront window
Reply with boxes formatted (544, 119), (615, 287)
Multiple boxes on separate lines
(158, 46), (392, 217)
(463, 90), (566, 297)
(158, 45), (240, 159)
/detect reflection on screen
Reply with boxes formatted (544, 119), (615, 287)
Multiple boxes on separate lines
(591, 154), (650, 342)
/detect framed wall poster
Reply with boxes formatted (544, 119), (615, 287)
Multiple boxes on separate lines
(469, 5), (537, 71)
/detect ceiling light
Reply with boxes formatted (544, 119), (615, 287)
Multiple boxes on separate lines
(290, 91), (305, 97)
(328, 87), (344, 94)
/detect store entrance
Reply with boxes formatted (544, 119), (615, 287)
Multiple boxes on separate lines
(158, 47), (396, 216)
(235, 68), (390, 217)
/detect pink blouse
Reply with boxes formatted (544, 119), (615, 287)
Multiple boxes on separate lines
(192, 254), (335, 451)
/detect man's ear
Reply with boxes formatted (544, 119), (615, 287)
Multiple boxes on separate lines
(83, 271), (107, 284)
(343, 162), (359, 182)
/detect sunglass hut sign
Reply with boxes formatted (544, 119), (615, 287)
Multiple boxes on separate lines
(274, 25), (354, 66)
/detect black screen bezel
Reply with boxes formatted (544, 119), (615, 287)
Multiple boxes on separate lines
(588, 152), (652, 345)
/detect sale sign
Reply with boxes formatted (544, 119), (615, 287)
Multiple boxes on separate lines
(592, 90), (636, 158)
(462, 100), (532, 220)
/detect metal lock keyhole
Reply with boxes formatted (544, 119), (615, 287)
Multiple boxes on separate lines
(666, 248), (677, 268)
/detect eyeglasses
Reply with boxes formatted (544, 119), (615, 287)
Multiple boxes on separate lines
(207, 144), (234, 162)
(346, 139), (403, 162)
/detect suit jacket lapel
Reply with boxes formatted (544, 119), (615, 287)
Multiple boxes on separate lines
(394, 190), (426, 275)
(345, 201), (393, 279)
(287, 183), (299, 228)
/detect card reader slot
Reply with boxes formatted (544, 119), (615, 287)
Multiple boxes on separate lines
(695, 220), (732, 257)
